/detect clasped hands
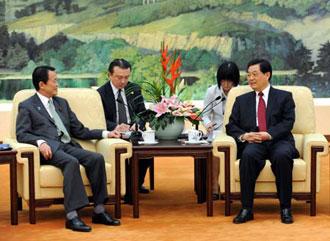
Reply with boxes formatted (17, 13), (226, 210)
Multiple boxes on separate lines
(241, 131), (271, 143)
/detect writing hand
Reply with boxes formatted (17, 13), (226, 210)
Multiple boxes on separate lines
(108, 130), (121, 138)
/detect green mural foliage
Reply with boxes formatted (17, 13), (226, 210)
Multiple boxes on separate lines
(0, 0), (330, 100)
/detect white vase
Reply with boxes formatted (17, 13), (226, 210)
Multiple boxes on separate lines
(155, 117), (184, 140)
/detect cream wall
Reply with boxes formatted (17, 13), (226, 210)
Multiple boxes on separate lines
(1, 100), (330, 142)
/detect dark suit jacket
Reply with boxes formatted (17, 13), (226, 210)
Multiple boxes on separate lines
(97, 81), (147, 131)
(16, 94), (103, 154)
(226, 86), (299, 157)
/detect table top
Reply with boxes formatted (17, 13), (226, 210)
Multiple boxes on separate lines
(132, 139), (212, 150)
(0, 150), (17, 162)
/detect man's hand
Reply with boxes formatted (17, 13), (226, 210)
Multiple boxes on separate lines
(205, 122), (214, 133)
(242, 132), (271, 143)
(108, 130), (121, 138)
(129, 124), (137, 131)
(115, 123), (130, 132)
(39, 142), (52, 160)
(256, 132), (272, 141)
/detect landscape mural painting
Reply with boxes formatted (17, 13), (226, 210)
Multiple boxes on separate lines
(1, 0), (330, 102)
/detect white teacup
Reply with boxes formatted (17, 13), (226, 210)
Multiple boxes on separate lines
(142, 130), (156, 143)
(188, 129), (203, 142)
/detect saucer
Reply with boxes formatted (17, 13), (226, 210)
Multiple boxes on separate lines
(184, 140), (208, 144)
(138, 140), (159, 145)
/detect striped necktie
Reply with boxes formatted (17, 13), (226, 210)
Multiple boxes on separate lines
(257, 92), (267, 131)
(48, 99), (71, 143)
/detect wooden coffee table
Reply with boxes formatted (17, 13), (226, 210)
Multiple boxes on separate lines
(0, 150), (18, 225)
(130, 140), (213, 218)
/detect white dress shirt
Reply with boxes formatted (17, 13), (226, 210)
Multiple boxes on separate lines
(110, 81), (131, 124)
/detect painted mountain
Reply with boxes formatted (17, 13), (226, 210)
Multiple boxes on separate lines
(0, 0), (330, 100)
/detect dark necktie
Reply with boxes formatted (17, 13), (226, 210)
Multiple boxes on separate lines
(48, 99), (71, 143)
(117, 89), (128, 124)
(257, 92), (267, 131)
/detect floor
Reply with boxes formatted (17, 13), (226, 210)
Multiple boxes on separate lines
(1, 155), (330, 241)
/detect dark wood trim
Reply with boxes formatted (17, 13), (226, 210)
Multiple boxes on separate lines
(324, 135), (330, 142)
(218, 146), (231, 216)
(310, 146), (324, 216)
(21, 152), (36, 224)
(218, 145), (325, 216)
(114, 148), (127, 219)
(0, 150), (18, 225)
(149, 160), (155, 191)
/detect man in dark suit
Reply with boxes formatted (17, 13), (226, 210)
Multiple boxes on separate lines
(226, 59), (299, 224)
(97, 59), (152, 194)
(16, 66), (121, 232)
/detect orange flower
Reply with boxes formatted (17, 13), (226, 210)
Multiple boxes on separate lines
(160, 41), (182, 95)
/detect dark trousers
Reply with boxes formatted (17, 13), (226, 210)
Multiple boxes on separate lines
(41, 143), (108, 213)
(239, 140), (295, 209)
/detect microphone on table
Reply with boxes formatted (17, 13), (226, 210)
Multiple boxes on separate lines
(194, 95), (226, 130)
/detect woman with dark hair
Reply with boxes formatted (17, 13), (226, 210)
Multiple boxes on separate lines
(202, 61), (240, 198)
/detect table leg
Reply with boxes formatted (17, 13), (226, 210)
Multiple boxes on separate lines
(132, 153), (139, 218)
(9, 156), (18, 225)
(206, 151), (213, 216)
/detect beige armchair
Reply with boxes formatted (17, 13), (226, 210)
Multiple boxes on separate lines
(5, 88), (132, 224)
(212, 86), (328, 216)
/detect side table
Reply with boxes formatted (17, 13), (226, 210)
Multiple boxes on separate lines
(0, 150), (18, 225)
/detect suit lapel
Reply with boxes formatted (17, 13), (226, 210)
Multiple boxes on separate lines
(106, 82), (117, 121)
(31, 94), (55, 124)
(245, 91), (257, 129)
(266, 87), (274, 128)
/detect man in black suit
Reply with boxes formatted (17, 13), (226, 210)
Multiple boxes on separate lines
(16, 66), (121, 232)
(97, 59), (152, 194)
(226, 59), (299, 224)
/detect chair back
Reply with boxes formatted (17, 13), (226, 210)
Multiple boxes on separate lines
(223, 85), (316, 135)
(10, 88), (106, 147)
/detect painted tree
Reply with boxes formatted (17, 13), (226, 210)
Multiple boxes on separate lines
(286, 42), (313, 75)
(315, 41), (330, 74)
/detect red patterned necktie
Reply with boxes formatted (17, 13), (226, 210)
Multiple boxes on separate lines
(257, 92), (267, 131)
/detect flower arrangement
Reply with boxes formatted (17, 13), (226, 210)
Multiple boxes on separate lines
(144, 41), (201, 130)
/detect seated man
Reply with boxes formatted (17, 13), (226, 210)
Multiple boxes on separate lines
(226, 59), (299, 224)
(97, 59), (152, 194)
(16, 66), (121, 232)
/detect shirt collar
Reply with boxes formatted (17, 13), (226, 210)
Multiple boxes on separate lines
(256, 84), (270, 98)
(110, 81), (122, 96)
(36, 92), (51, 107)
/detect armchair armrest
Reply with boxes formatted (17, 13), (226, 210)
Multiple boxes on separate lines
(95, 138), (132, 162)
(212, 133), (237, 159)
(4, 138), (39, 165)
(4, 138), (40, 202)
(95, 138), (132, 196)
(302, 134), (328, 194)
(303, 134), (328, 159)
(212, 134), (238, 199)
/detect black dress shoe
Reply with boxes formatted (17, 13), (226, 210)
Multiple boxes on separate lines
(233, 209), (254, 224)
(139, 185), (150, 194)
(281, 208), (294, 224)
(212, 193), (220, 200)
(65, 217), (92, 232)
(92, 212), (121, 226)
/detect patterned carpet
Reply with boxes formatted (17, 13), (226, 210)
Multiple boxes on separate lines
(1, 155), (330, 241)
